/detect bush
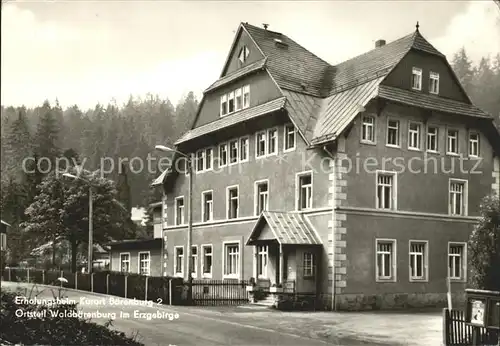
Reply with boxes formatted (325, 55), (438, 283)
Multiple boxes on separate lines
(469, 194), (500, 291)
(0, 290), (143, 345)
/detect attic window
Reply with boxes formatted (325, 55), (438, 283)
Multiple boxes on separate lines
(238, 46), (250, 64)
(274, 38), (288, 48)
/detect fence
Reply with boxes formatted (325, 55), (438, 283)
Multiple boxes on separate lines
(1, 267), (184, 306)
(443, 308), (499, 345)
(191, 279), (249, 306)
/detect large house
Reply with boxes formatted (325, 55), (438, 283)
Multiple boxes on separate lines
(152, 22), (500, 310)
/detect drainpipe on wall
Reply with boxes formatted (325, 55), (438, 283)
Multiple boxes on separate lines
(323, 145), (337, 311)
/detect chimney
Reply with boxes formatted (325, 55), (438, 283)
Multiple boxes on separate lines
(375, 39), (386, 48)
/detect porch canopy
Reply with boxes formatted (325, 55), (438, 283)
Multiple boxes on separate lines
(246, 211), (321, 246)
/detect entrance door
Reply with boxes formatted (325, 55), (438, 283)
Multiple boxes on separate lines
(257, 245), (268, 279)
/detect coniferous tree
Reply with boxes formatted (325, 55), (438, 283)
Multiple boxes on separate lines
(34, 100), (60, 172)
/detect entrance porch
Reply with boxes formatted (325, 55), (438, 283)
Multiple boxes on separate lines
(246, 211), (323, 307)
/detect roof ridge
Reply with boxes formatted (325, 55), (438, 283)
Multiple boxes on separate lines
(333, 31), (415, 68)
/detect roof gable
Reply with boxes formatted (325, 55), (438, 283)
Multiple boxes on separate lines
(242, 23), (331, 97)
(220, 24), (265, 78)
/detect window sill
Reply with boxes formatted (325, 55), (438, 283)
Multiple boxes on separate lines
(174, 273), (184, 278)
(376, 278), (396, 283)
(408, 147), (422, 152)
(202, 273), (212, 279)
(411, 87), (422, 92)
(284, 147), (296, 153)
(223, 275), (239, 280)
(386, 144), (401, 149)
(360, 140), (376, 146)
(409, 278), (428, 283)
(426, 150), (440, 155)
(468, 155), (481, 160)
(449, 278), (467, 283)
(446, 152), (460, 157)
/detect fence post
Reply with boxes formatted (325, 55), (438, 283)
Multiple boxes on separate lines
(145, 276), (148, 301)
(91, 273), (94, 292)
(124, 275), (128, 298)
(106, 274), (109, 295)
(27, 268), (30, 283)
(75, 272), (78, 290)
(8, 267), (11, 281)
(42, 270), (45, 285)
(442, 308), (449, 346)
(169, 279), (172, 306)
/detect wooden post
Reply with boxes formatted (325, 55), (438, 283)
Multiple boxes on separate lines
(124, 275), (128, 298)
(253, 246), (257, 279)
(442, 308), (449, 346)
(106, 274), (110, 295)
(42, 270), (45, 285)
(91, 273), (94, 292)
(75, 272), (78, 290)
(145, 276), (148, 301)
(169, 279), (172, 305)
(472, 326), (480, 346)
(27, 268), (30, 283)
(8, 267), (11, 281)
(279, 244), (284, 285)
(447, 276), (453, 310)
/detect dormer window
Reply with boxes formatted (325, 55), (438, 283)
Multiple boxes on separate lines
(429, 72), (439, 94)
(238, 46), (250, 64)
(412, 67), (422, 91)
(220, 85), (250, 118)
(228, 91), (235, 113)
(220, 95), (228, 116)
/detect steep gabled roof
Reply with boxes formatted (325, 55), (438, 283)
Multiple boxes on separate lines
(242, 23), (331, 97)
(328, 30), (444, 95)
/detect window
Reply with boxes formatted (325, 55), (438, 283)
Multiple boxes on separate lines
(408, 122), (421, 150)
(284, 124), (296, 151)
(303, 252), (314, 277)
(386, 119), (400, 147)
(229, 140), (239, 164)
(220, 94), (228, 116)
(376, 172), (396, 210)
(297, 173), (312, 210)
(409, 241), (427, 281)
(205, 148), (213, 170)
(267, 129), (277, 155)
(412, 67), (422, 90)
(239, 137), (249, 162)
(195, 148), (212, 172)
(202, 245), (213, 278)
(376, 240), (396, 281)
(120, 253), (130, 273)
(190, 246), (198, 278)
(224, 243), (240, 278)
(448, 243), (466, 281)
(202, 191), (213, 222)
(361, 116), (375, 143)
(228, 91), (235, 114)
(219, 143), (228, 167)
(227, 186), (239, 219)
(139, 252), (150, 276)
(255, 181), (269, 215)
(243, 85), (250, 109)
(174, 246), (184, 276)
(196, 150), (204, 172)
(447, 129), (459, 155)
(426, 126), (439, 152)
(469, 132), (480, 157)
(257, 245), (268, 278)
(429, 72), (439, 94)
(256, 131), (267, 157)
(0, 233), (6, 251)
(238, 46), (250, 64)
(449, 179), (467, 216)
(175, 197), (184, 225)
(235, 88), (242, 111)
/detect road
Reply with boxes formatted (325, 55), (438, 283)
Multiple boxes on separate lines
(2, 281), (347, 346)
